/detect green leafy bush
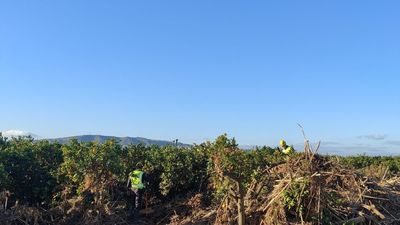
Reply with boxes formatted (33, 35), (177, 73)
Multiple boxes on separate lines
(0, 137), (62, 205)
(0, 132), (398, 217)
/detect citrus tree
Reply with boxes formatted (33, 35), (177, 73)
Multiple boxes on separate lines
(60, 139), (124, 204)
(0, 137), (62, 205)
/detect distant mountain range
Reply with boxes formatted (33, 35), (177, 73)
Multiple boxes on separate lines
(48, 135), (189, 147)
(1, 130), (189, 147)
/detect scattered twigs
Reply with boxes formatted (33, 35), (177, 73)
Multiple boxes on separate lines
(362, 203), (385, 220)
(381, 166), (390, 182)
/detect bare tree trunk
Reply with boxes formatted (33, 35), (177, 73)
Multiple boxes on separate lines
(225, 197), (232, 225)
(236, 181), (245, 225)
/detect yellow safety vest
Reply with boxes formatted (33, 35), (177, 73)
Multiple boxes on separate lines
(282, 146), (294, 155)
(129, 170), (145, 189)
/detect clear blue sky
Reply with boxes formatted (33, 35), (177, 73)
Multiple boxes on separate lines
(1, 1), (400, 154)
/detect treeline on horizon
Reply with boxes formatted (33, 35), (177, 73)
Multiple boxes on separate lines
(0, 133), (399, 208)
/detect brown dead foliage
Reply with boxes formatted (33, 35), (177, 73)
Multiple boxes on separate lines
(261, 153), (400, 225)
(172, 142), (400, 225)
(1, 140), (400, 225)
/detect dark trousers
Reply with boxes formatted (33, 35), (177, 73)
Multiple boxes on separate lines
(130, 188), (143, 213)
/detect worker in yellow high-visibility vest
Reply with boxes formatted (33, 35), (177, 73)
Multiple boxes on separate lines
(279, 139), (295, 155)
(127, 169), (146, 216)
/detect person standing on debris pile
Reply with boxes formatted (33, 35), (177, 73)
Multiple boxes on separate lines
(279, 139), (295, 155)
(127, 169), (146, 216)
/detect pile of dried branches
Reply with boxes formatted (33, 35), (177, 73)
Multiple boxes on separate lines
(1, 188), (208, 225)
(1, 131), (400, 225)
(177, 137), (400, 225)
(260, 152), (400, 225)
(0, 173), (136, 225)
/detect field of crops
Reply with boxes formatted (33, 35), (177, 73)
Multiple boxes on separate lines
(1, 134), (399, 225)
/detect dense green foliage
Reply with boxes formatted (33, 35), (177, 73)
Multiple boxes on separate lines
(333, 154), (400, 178)
(0, 132), (399, 212)
(0, 136), (62, 205)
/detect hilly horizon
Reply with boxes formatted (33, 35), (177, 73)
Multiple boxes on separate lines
(48, 135), (189, 147)
(1, 130), (189, 147)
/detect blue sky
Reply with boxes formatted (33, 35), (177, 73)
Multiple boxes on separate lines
(1, 1), (400, 155)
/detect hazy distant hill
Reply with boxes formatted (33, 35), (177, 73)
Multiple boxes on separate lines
(48, 135), (189, 147)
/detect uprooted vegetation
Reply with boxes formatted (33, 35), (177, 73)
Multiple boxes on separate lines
(0, 133), (399, 225)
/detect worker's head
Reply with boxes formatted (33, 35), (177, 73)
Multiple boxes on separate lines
(136, 162), (144, 169)
(279, 139), (287, 147)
